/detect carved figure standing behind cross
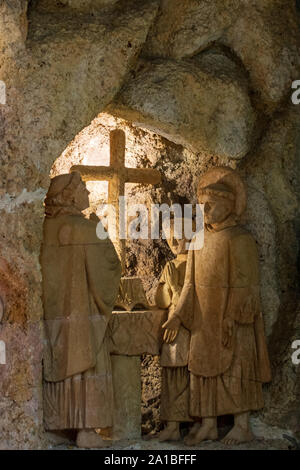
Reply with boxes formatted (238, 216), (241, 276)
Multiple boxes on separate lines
(71, 129), (161, 272)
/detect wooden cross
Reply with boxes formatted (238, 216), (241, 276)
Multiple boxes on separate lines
(71, 129), (161, 272)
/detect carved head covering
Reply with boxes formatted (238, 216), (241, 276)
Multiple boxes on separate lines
(44, 172), (83, 218)
(197, 166), (247, 218)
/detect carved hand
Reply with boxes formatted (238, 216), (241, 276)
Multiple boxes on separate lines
(162, 314), (181, 344)
(222, 318), (235, 348)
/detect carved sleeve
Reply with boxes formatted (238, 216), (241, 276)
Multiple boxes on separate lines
(226, 233), (261, 324)
(84, 241), (121, 319)
(172, 247), (195, 330)
(59, 218), (121, 319)
(165, 261), (182, 307)
(155, 265), (172, 309)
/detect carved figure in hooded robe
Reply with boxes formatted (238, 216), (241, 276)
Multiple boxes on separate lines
(42, 172), (121, 448)
(163, 167), (271, 446)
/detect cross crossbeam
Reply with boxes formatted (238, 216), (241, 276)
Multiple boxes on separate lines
(71, 129), (161, 272)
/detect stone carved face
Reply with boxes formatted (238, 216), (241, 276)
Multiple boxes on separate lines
(73, 179), (90, 212)
(200, 195), (235, 226)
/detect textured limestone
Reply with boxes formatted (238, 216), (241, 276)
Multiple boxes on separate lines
(110, 309), (167, 440)
(24, 0), (159, 179)
(109, 51), (256, 159)
(141, 354), (162, 436)
(0, 1), (28, 53)
(144, 0), (300, 112)
(110, 310), (167, 356)
(63, 0), (119, 9)
(53, 435), (298, 450)
(240, 105), (300, 438)
(224, 2), (300, 113)
(111, 356), (141, 440)
(0, 322), (44, 450)
(265, 306), (300, 439)
(144, 0), (239, 59)
(33, 0), (119, 12)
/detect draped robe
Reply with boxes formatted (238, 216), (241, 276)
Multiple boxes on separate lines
(173, 223), (271, 417)
(42, 214), (121, 429)
(156, 257), (191, 422)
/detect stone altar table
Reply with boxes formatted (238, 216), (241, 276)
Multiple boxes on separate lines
(109, 309), (167, 440)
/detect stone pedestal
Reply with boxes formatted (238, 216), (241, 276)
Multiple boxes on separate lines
(111, 355), (141, 440)
(109, 309), (167, 440)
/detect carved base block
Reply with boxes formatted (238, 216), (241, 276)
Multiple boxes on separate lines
(109, 309), (167, 356)
(111, 355), (141, 440)
(109, 309), (167, 440)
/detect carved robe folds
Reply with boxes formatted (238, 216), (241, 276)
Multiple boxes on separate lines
(156, 258), (191, 422)
(42, 214), (121, 430)
(174, 224), (271, 417)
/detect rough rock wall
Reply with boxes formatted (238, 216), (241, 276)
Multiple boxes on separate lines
(0, 0), (299, 448)
(241, 105), (300, 436)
